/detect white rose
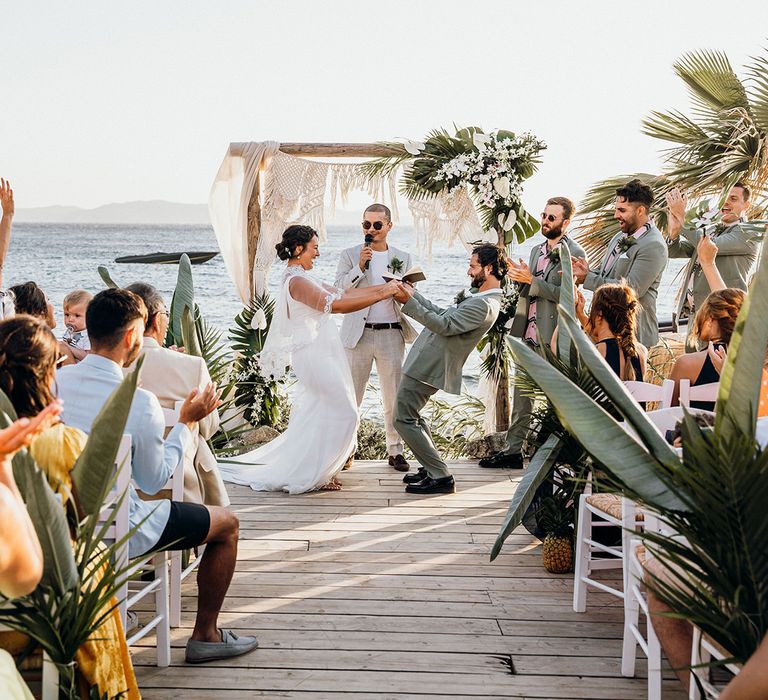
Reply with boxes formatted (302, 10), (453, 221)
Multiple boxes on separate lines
(493, 176), (510, 199)
(251, 309), (268, 330)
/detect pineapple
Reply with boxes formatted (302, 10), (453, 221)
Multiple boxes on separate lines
(537, 494), (574, 574)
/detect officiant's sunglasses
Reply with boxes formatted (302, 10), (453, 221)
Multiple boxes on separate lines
(362, 221), (385, 230)
(540, 213), (560, 222)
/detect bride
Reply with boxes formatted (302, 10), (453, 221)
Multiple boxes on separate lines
(218, 224), (402, 493)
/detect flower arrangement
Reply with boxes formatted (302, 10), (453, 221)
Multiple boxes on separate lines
(360, 126), (546, 244)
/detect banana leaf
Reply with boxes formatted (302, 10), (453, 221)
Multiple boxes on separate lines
(558, 309), (681, 470)
(507, 336), (684, 511)
(556, 244), (575, 361)
(169, 253), (195, 344)
(714, 243), (768, 442)
(490, 434), (562, 560)
(70, 356), (143, 517)
(97, 265), (120, 289)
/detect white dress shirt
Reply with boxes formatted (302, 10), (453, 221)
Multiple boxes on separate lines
(56, 354), (192, 557)
(365, 250), (398, 323)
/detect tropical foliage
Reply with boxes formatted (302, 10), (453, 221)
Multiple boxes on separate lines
(497, 245), (768, 666)
(0, 367), (147, 699)
(577, 48), (768, 257)
(358, 126), (546, 244)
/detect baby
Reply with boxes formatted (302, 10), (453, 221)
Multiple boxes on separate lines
(62, 289), (92, 360)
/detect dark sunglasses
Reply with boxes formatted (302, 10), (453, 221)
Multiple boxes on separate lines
(362, 221), (385, 230)
(540, 213), (559, 222)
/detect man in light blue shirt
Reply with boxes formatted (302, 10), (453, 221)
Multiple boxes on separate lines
(57, 289), (259, 664)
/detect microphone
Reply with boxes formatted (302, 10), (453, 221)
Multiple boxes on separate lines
(364, 233), (374, 270)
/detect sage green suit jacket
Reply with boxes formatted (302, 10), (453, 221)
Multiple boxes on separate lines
(584, 224), (668, 348)
(668, 222), (757, 322)
(401, 289), (502, 395)
(509, 236), (586, 345)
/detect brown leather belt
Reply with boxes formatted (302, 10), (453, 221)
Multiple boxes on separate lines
(364, 322), (402, 330)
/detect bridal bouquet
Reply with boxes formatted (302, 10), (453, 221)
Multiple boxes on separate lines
(359, 126), (546, 244)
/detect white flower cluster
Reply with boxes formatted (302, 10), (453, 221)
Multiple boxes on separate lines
(434, 132), (545, 218)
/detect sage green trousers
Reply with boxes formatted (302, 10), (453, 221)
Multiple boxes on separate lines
(393, 375), (450, 479)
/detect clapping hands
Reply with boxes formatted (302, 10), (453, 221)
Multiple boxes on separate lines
(572, 257), (590, 284)
(506, 257), (533, 285)
(666, 187), (688, 225)
(0, 401), (63, 475)
(0, 179), (14, 217)
(179, 382), (223, 426)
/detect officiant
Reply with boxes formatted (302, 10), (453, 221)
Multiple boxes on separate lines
(334, 204), (418, 472)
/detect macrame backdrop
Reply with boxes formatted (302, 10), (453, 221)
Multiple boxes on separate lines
(209, 142), (497, 435)
(209, 142), (486, 300)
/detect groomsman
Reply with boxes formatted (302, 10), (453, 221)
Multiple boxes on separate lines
(480, 197), (586, 469)
(572, 179), (668, 348)
(666, 183), (756, 350)
(393, 244), (503, 494)
(335, 204), (418, 472)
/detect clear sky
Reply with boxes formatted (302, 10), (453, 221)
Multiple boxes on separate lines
(2, 0), (767, 217)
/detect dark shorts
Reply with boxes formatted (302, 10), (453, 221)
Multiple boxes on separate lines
(151, 501), (211, 553)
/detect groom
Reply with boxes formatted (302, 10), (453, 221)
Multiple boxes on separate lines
(392, 243), (504, 494)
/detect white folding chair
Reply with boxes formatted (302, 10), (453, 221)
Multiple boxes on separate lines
(102, 435), (171, 667)
(625, 379), (675, 409)
(689, 627), (741, 699)
(161, 401), (205, 628)
(572, 486), (640, 612)
(621, 510), (664, 700)
(679, 380), (719, 408)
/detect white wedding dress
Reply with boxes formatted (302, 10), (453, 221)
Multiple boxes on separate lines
(218, 266), (359, 493)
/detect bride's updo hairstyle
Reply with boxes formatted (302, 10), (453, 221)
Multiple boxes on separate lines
(275, 225), (318, 261)
(471, 243), (508, 280)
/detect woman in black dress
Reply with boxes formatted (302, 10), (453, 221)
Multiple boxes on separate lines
(669, 288), (745, 410)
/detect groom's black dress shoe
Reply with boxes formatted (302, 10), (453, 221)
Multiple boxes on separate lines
(403, 467), (427, 484)
(478, 451), (524, 469)
(405, 475), (456, 494)
(389, 454), (410, 472)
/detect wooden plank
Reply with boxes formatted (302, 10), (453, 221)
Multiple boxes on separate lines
(229, 142), (402, 158)
(133, 463), (685, 699)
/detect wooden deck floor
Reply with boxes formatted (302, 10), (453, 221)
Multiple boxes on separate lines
(134, 461), (685, 699)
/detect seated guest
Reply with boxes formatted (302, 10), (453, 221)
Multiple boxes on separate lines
(8, 281), (55, 328)
(56, 289), (258, 663)
(124, 282), (228, 507)
(670, 288), (745, 410)
(0, 316), (140, 697)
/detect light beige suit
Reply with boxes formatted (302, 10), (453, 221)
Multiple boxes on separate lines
(127, 337), (229, 507)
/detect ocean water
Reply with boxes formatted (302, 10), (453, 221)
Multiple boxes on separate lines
(5, 223), (687, 417)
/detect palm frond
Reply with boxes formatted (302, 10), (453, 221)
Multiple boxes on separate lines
(746, 48), (768, 133)
(674, 49), (748, 118)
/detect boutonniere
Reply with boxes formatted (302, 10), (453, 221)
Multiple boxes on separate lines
(388, 257), (404, 275)
(713, 223), (728, 236)
(454, 290), (468, 306)
(617, 235), (638, 253)
(545, 246), (560, 265)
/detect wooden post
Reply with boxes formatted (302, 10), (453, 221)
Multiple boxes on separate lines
(246, 169), (261, 300)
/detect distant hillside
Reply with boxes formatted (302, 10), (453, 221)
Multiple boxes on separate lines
(16, 200), (210, 225)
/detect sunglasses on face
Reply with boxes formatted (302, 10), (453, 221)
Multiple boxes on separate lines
(541, 213), (559, 222)
(362, 221), (385, 230)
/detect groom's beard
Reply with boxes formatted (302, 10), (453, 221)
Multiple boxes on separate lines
(470, 271), (486, 289)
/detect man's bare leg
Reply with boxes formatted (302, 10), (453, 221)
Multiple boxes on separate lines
(190, 506), (239, 642)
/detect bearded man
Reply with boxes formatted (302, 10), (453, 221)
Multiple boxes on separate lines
(479, 197), (586, 469)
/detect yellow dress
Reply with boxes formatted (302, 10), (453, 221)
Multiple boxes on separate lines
(0, 424), (141, 700)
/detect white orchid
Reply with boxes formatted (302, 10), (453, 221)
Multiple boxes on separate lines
(493, 176), (510, 199)
(250, 308), (268, 330)
(404, 140), (426, 156)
